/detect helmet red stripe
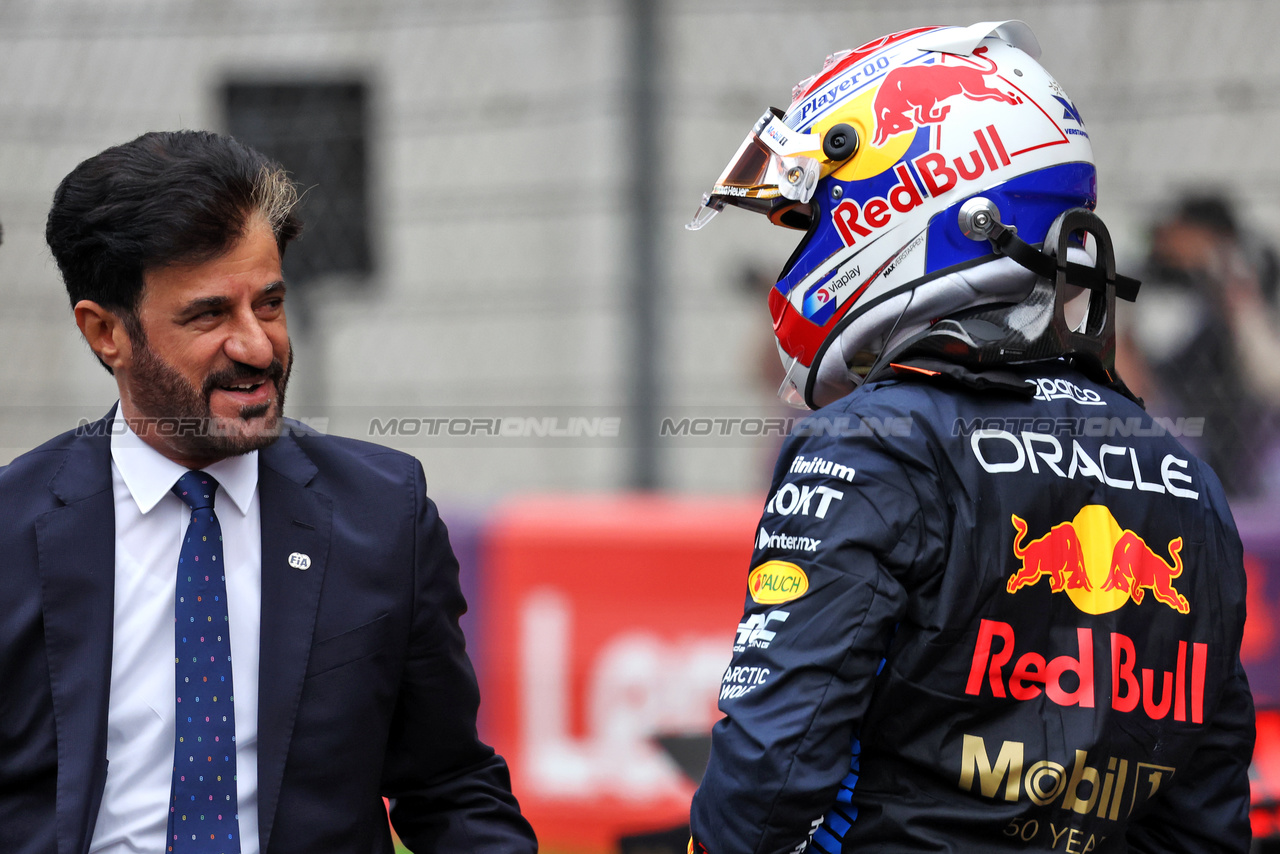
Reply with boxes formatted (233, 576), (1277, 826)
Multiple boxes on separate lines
(791, 27), (940, 105)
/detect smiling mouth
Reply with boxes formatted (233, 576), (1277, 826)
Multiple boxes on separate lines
(211, 379), (274, 412)
(202, 353), (289, 419)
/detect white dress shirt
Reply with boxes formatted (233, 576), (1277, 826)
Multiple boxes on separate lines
(89, 409), (262, 854)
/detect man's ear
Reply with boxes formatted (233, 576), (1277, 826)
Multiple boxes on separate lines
(74, 300), (133, 374)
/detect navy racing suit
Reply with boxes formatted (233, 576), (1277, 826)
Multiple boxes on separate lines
(689, 359), (1254, 853)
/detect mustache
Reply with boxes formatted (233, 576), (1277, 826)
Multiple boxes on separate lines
(201, 358), (287, 397)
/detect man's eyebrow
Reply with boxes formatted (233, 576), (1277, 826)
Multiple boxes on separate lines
(178, 281), (286, 317)
(179, 295), (230, 316)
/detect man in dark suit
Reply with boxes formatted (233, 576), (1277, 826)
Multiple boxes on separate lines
(0, 131), (537, 854)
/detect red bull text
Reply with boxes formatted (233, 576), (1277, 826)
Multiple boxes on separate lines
(966, 620), (1208, 723)
(832, 125), (1011, 248)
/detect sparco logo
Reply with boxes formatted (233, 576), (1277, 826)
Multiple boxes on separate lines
(1028, 377), (1106, 406)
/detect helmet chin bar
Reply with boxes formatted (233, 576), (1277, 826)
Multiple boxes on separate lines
(883, 202), (1142, 385)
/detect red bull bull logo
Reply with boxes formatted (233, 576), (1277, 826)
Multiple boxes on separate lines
(871, 46), (1022, 147)
(1006, 505), (1189, 615)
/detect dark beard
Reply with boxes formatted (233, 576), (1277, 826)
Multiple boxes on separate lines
(126, 332), (292, 461)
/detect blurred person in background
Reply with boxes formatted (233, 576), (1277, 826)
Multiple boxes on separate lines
(1124, 194), (1280, 499)
(685, 21), (1253, 853)
(0, 131), (536, 854)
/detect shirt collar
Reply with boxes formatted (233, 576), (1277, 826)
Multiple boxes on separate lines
(110, 407), (259, 516)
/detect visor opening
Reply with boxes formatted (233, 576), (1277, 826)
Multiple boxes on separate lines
(770, 202), (813, 231)
(777, 196), (824, 281)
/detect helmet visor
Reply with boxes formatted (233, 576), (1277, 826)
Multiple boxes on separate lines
(687, 109), (823, 231)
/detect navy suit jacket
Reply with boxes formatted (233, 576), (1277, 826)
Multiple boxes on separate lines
(0, 413), (536, 854)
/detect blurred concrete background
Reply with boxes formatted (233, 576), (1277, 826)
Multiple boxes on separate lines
(3, 0), (1280, 503)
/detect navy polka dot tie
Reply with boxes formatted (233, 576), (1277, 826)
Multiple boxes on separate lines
(168, 471), (241, 854)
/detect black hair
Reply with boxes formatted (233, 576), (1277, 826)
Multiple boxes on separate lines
(1175, 194), (1237, 238)
(46, 130), (301, 319)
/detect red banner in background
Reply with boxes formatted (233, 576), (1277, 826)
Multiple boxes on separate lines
(1237, 506), (1280, 709)
(1235, 508), (1280, 840)
(479, 496), (760, 851)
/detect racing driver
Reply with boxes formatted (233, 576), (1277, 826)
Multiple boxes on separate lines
(686, 21), (1254, 854)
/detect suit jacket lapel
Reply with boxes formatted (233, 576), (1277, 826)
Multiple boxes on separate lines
(255, 429), (331, 854)
(36, 414), (116, 854)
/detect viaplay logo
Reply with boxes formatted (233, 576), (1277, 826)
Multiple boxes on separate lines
(1006, 505), (1189, 615)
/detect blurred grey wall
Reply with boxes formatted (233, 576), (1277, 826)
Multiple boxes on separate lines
(2, 0), (1277, 501)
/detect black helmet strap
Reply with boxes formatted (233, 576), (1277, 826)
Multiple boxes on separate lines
(870, 206), (1144, 403)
